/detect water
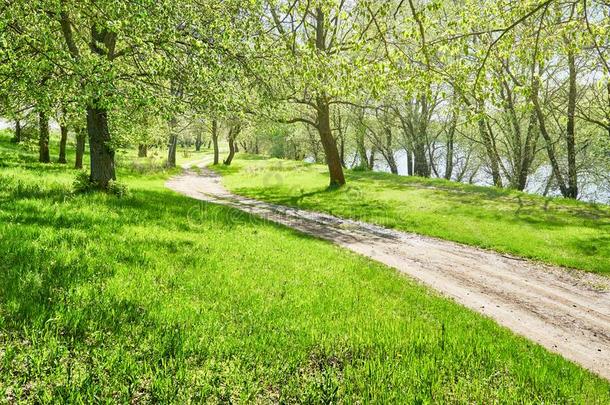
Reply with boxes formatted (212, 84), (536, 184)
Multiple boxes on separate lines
(341, 148), (610, 205)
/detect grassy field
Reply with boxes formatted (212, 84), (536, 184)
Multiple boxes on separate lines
(217, 156), (610, 274)
(1, 133), (609, 402)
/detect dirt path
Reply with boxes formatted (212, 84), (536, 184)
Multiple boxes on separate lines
(166, 162), (610, 381)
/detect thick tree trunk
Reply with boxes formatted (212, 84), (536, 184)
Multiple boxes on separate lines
(413, 142), (429, 177)
(368, 147), (376, 170)
(38, 111), (50, 163)
(406, 148), (413, 176)
(58, 124), (68, 164)
(87, 106), (115, 188)
(75, 128), (86, 169)
(314, 7), (345, 187)
(212, 120), (219, 165)
(317, 98), (345, 187)
(12, 120), (21, 143)
(138, 144), (148, 157)
(356, 131), (369, 170)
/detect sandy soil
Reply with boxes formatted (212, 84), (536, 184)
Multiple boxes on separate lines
(166, 162), (610, 381)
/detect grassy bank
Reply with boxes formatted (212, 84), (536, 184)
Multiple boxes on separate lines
(217, 156), (610, 274)
(1, 134), (609, 402)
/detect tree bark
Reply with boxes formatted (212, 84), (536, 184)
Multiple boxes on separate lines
(315, 7), (346, 187)
(138, 144), (148, 157)
(167, 118), (178, 168)
(565, 49), (578, 199)
(75, 127), (86, 169)
(12, 120), (21, 143)
(222, 124), (241, 166)
(413, 96), (431, 177)
(317, 98), (346, 186)
(38, 111), (50, 163)
(58, 123), (68, 164)
(444, 122), (455, 180)
(212, 120), (219, 165)
(195, 133), (202, 151)
(87, 106), (116, 187)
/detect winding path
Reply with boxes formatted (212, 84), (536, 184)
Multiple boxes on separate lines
(166, 160), (610, 381)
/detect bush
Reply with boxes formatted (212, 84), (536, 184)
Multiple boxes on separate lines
(73, 171), (129, 198)
(108, 180), (129, 198)
(73, 171), (94, 194)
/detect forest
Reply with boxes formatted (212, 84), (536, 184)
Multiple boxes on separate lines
(1, 0), (609, 201)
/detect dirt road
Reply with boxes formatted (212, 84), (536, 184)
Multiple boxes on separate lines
(166, 163), (610, 381)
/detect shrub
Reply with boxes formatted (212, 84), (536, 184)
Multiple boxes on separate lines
(73, 171), (94, 194)
(108, 180), (129, 198)
(73, 171), (129, 198)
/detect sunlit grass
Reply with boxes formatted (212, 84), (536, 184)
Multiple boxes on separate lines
(217, 156), (610, 274)
(1, 134), (608, 402)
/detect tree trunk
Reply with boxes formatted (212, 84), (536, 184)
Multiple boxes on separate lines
(356, 130), (369, 170)
(195, 133), (202, 151)
(477, 117), (503, 187)
(406, 148), (413, 176)
(75, 128), (86, 169)
(413, 141), (429, 177)
(224, 125), (240, 166)
(58, 124), (68, 164)
(317, 99), (346, 187)
(314, 7), (345, 187)
(167, 118), (178, 168)
(87, 106), (116, 188)
(212, 120), (219, 165)
(532, 78), (569, 197)
(369, 147), (376, 170)
(444, 120), (455, 180)
(138, 144), (148, 157)
(565, 50), (578, 199)
(12, 120), (21, 143)
(38, 111), (50, 163)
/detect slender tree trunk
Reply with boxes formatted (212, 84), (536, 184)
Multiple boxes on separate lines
(607, 80), (610, 139)
(75, 128), (86, 169)
(212, 120), (219, 165)
(58, 124), (68, 164)
(12, 120), (21, 143)
(565, 50), (578, 199)
(167, 118), (178, 168)
(444, 120), (455, 180)
(87, 106), (116, 187)
(532, 78), (569, 197)
(224, 125), (240, 166)
(195, 133), (202, 151)
(38, 111), (50, 163)
(138, 144), (148, 157)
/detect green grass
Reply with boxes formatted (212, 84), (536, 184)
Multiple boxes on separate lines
(217, 156), (610, 274)
(1, 133), (609, 402)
